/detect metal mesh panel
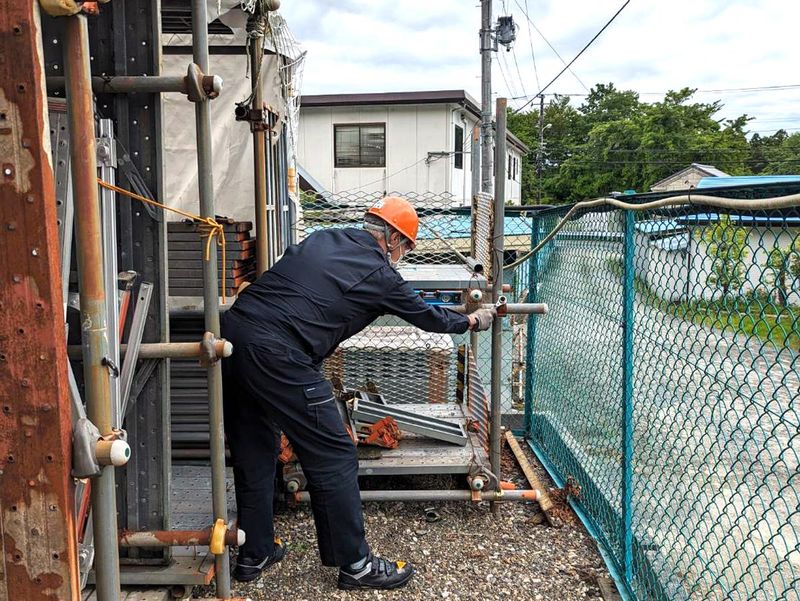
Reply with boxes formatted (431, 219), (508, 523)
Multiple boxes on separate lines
(297, 190), (470, 265)
(527, 187), (800, 601)
(471, 191), (494, 278)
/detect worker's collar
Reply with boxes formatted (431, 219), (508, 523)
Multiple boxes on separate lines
(352, 228), (392, 264)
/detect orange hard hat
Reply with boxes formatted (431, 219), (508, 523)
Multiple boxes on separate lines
(366, 196), (419, 248)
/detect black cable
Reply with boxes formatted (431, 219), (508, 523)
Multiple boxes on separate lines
(513, 0), (632, 114)
(512, 0), (588, 92)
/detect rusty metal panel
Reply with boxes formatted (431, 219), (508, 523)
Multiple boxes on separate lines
(0, 3), (80, 601)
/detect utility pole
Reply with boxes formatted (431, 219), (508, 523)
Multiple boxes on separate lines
(537, 94), (544, 203)
(480, 0), (494, 194)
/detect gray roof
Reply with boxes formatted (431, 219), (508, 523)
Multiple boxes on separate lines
(650, 163), (730, 189)
(300, 90), (530, 154)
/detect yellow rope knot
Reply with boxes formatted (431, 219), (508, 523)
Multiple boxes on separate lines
(96, 178), (229, 304)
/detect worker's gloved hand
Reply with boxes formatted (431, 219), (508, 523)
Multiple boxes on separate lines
(470, 307), (496, 331)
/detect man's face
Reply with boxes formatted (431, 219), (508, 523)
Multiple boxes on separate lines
(388, 230), (411, 264)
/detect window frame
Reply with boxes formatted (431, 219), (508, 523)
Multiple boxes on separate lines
(454, 124), (464, 170)
(333, 122), (386, 168)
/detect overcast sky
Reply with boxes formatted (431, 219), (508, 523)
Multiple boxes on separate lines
(278, 0), (800, 137)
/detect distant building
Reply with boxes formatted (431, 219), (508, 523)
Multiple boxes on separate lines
(297, 90), (529, 205)
(649, 163), (729, 192)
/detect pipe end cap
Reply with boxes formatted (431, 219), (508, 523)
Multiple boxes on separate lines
(109, 440), (131, 467)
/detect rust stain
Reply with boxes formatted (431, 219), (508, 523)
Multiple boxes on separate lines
(0, 3), (80, 600)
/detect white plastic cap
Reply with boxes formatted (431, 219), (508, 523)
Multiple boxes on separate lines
(222, 341), (234, 357)
(108, 440), (131, 467)
(237, 528), (246, 546)
(469, 289), (483, 302)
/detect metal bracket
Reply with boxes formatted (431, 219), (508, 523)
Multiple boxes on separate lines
(234, 104), (269, 132)
(186, 63), (222, 103)
(95, 137), (116, 168)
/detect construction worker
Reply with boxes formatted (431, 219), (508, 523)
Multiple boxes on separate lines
(221, 196), (495, 590)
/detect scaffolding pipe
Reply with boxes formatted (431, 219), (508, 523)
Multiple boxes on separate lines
(46, 73), (223, 96)
(191, 0), (231, 595)
(118, 528), (243, 548)
(452, 303), (548, 315)
(67, 339), (233, 360)
(249, 23), (270, 274)
(63, 14), (121, 600)
(490, 97), (508, 515)
(294, 489), (541, 503)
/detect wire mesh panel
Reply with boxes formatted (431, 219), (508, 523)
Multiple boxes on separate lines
(527, 185), (800, 601)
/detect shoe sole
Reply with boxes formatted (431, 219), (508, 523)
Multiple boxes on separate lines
(337, 570), (415, 591)
(233, 546), (287, 582)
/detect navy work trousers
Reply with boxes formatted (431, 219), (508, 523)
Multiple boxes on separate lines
(221, 317), (369, 567)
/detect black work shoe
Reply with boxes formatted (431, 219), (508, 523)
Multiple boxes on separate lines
(232, 538), (287, 582)
(337, 553), (415, 590)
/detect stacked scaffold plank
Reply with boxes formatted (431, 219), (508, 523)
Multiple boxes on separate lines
(167, 219), (257, 297)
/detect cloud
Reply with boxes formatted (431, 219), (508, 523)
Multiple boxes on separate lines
(279, 0), (800, 134)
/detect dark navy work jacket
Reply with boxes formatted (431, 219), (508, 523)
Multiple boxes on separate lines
(225, 228), (470, 368)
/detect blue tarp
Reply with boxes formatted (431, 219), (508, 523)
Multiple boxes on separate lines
(696, 175), (800, 189)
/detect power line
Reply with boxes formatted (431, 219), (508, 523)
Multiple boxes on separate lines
(514, 0), (631, 114)
(522, 0), (540, 91)
(510, 45), (529, 101)
(510, 84), (800, 100)
(511, 0), (588, 93)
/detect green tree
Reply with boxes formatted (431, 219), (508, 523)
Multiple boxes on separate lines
(759, 132), (800, 175)
(700, 216), (749, 297)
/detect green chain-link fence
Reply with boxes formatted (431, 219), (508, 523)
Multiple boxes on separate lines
(526, 183), (800, 600)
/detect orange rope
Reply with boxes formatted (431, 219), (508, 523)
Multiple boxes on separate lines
(97, 179), (228, 304)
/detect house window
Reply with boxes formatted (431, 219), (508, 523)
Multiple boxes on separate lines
(507, 153), (512, 179)
(454, 124), (463, 170)
(334, 123), (385, 168)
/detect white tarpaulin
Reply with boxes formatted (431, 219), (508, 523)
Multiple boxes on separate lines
(161, 5), (292, 222)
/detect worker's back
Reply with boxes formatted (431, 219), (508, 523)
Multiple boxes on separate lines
(226, 228), (390, 365)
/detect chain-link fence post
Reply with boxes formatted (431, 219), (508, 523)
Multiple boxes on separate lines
(524, 215), (540, 436)
(622, 209), (635, 583)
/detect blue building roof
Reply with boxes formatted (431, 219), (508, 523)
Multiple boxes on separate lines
(674, 213), (800, 227)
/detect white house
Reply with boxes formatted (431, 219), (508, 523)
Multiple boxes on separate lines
(649, 163), (729, 192)
(297, 90), (529, 204)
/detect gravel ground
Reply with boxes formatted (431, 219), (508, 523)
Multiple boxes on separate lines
(194, 441), (612, 601)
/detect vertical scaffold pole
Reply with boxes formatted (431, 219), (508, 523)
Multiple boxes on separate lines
(63, 13), (121, 600)
(190, 1), (231, 596)
(490, 97), (507, 514)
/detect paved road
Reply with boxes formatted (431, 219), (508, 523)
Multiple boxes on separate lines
(532, 242), (799, 601)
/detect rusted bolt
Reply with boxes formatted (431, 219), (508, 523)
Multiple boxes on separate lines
(48, 504), (56, 511)
(13, 552), (21, 561)
(39, 354), (46, 361)
(46, 454), (54, 462)
(20, 378), (30, 387)
(0, 354), (6, 362)
(42, 405), (52, 412)
(16, 327), (24, 335)
(2, 405), (10, 413)
(25, 195), (34, 204)
(21, 138), (31, 148)
(12, 275), (21, 283)
(32, 248), (39, 257)
(28, 480), (36, 487)
(6, 221), (16, 230)
(52, 552), (60, 560)
(12, 25), (21, 35)
(31, 527), (40, 536)
(7, 454), (14, 463)
(3, 166), (12, 177)
(17, 84), (25, 94)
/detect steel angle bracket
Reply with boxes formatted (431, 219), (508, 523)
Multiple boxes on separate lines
(350, 396), (468, 447)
